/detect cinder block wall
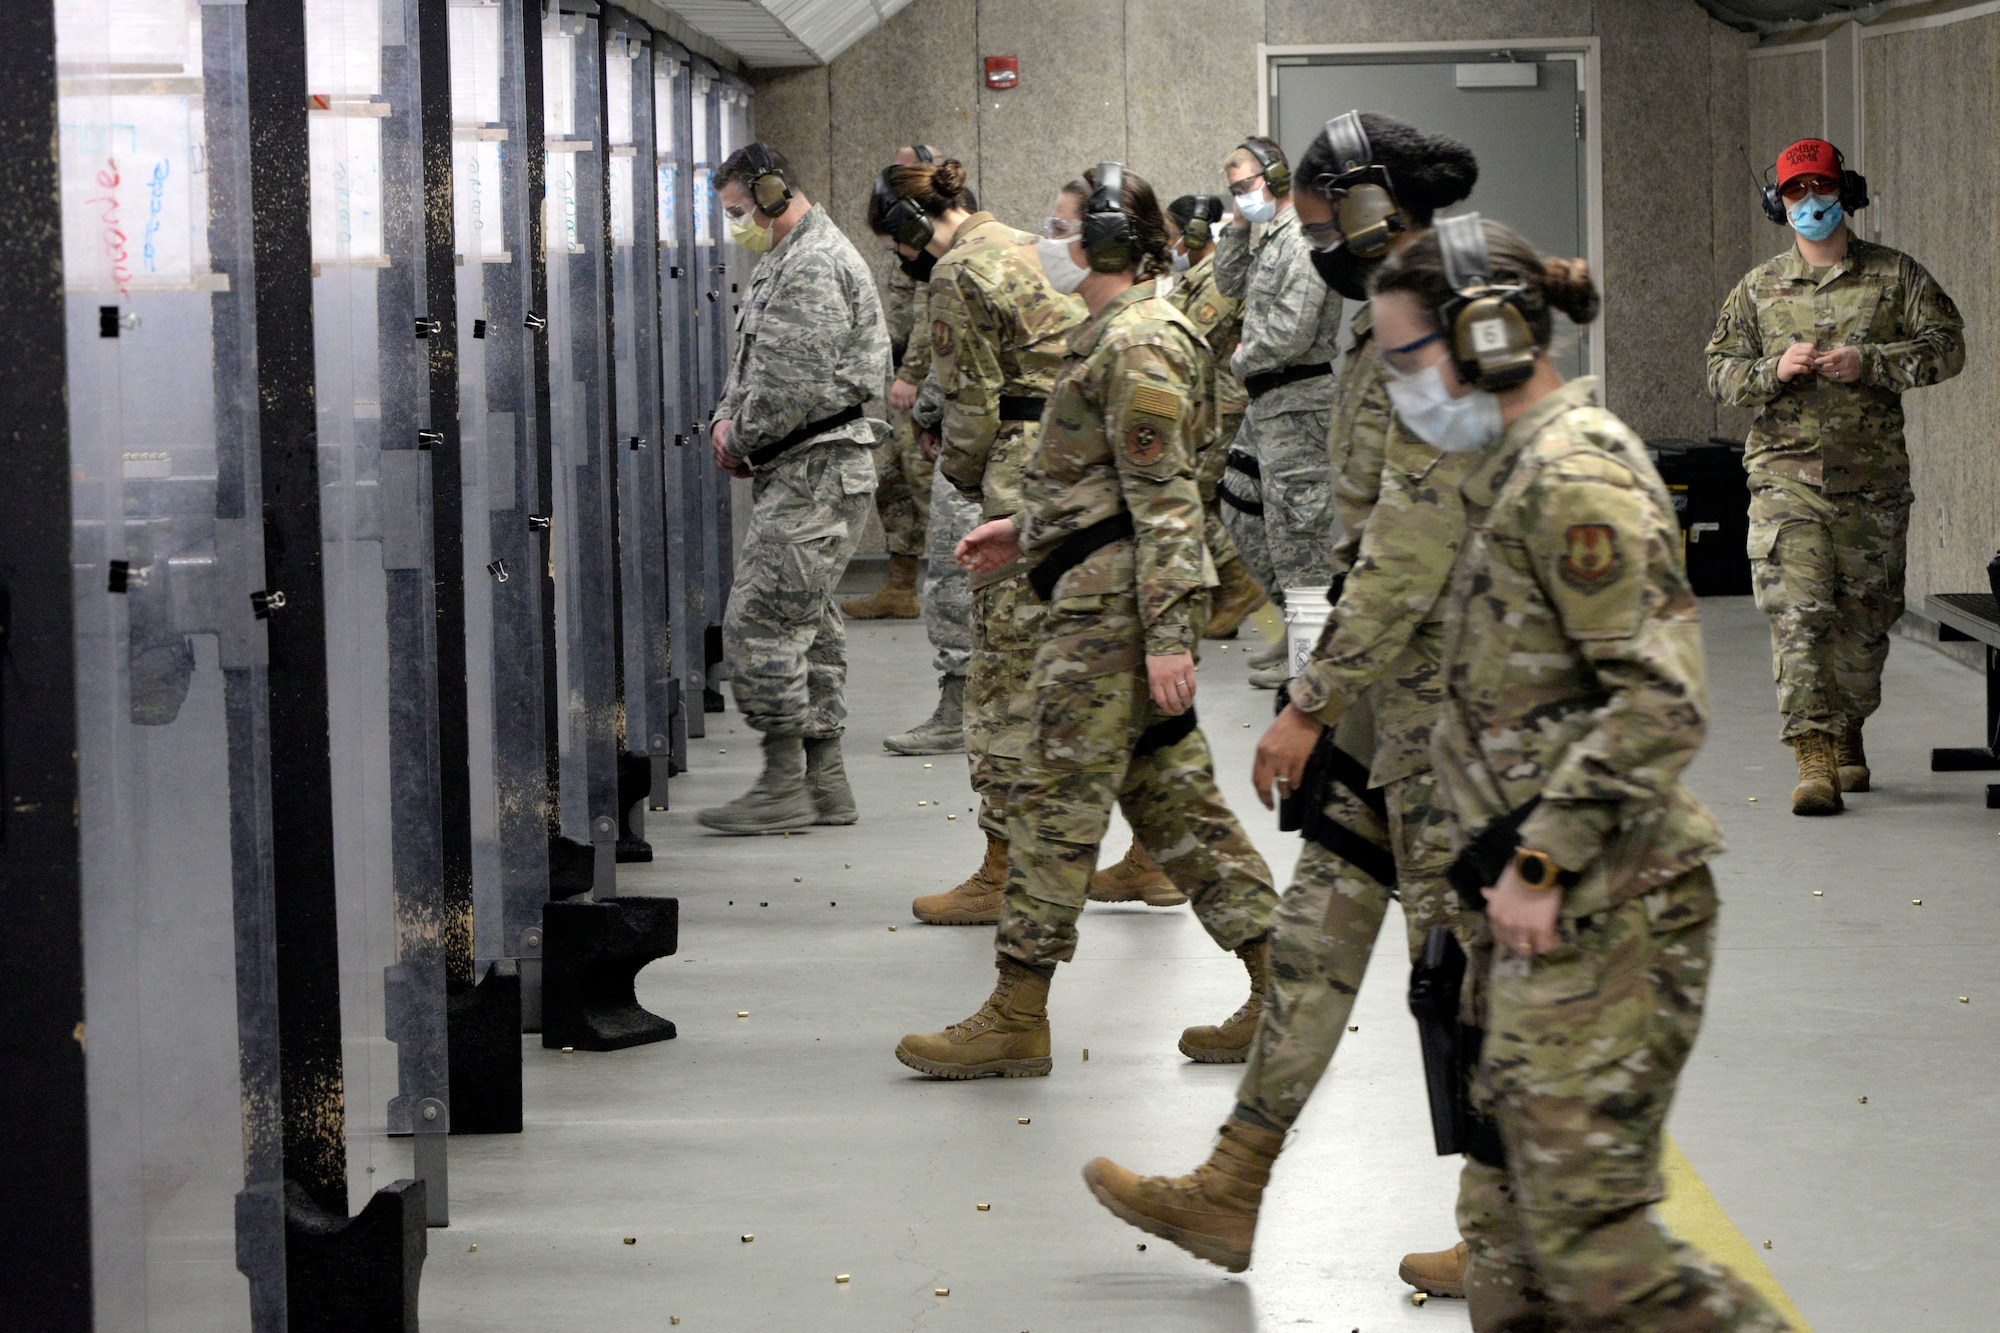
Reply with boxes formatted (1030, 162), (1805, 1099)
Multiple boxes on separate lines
(750, 0), (1758, 449)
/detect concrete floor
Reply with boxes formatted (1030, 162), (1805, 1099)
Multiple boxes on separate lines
(422, 594), (2000, 1332)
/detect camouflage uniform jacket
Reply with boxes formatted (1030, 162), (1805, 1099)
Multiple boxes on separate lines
(889, 261), (938, 390)
(1288, 423), (1475, 787)
(1433, 378), (1724, 919)
(1213, 209), (1343, 417)
(1020, 282), (1216, 660)
(714, 204), (890, 460)
(1326, 303), (1395, 578)
(1705, 236), (1963, 494)
(1164, 252), (1248, 504)
(885, 260), (917, 363)
(930, 212), (1087, 519)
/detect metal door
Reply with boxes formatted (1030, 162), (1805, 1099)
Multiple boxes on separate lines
(1270, 49), (1596, 380)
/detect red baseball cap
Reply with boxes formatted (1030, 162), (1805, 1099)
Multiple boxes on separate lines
(1776, 139), (1841, 188)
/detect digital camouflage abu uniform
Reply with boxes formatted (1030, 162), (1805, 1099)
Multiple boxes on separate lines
(874, 259), (937, 559)
(1706, 236), (1963, 740)
(1164, 252), (1250, 568)
(1004, 282), (1275, 966)
(714, 204), (889, 738)
(1434, 378), (1787, 1332)
(912, 360), (979, 681)
(1238, 403), (1473, 1128)
(1213, 208), (1345, 597)
(930, 212), (1085, 837)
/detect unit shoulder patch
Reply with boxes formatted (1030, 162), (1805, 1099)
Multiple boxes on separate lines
(932, 319), (954, 356)
(1125, 420), (1165, 464)
(1559, 523), (1623, 591)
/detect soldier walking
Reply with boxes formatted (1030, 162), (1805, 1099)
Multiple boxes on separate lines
(1707, 137), (1963, 815)
(696, 144), (890, 834)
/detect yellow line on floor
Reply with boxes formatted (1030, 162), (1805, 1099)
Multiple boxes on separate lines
(1660, 1134), (1811, 1330)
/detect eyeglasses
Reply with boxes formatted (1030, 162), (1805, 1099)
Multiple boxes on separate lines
(724, 203), (753, 221)
(1778, 175), (1840, 203)
(1380, 329), (1445, 377)
(1043, 216), (1081, 241)
(1300, 216), (1344, 251)
(1226, 172), (1266, 199)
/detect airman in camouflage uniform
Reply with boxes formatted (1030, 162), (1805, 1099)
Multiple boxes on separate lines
(1707, 226), (1963, 812)
(897, 273), (1276, 1080)
(1436, 375), (1787, 1332)
(697, 179), (889, 835)
(1213, 173), (1345, 603)
(908, 208), (1085, 922)
(842, 255), (933, 620)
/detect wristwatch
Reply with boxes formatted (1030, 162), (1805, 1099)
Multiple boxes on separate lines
(1510, 847), (1565, 891)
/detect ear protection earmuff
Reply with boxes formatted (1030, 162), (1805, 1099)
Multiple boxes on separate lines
(1236, 138), (1290, 199)
(1181, 195), (1224, 249)
(1436, 212), (1536, 392)
(1753, 142), (1870, 225)
(873, 169), (936, 252)
(1082, 162), (1135, 274)
(745, 141), (792, 217)
(913, 144), (934, 164)
(1317, 110), (1407, 259)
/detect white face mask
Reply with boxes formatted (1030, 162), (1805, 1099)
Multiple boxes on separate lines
(1036, 236), (1089, 295)
(1235, 190), (1276, 225)
(1171, 247), (1191, 274)
(1385, 360), (1504, 454)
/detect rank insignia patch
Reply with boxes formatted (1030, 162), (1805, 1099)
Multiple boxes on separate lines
(1560, 523), (1623, 590)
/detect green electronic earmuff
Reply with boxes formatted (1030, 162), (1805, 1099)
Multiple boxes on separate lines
(1237, 138), (1290, 199)
(1182, 195), (1224, 249)
(1436, 213), (1535, 392)
(1082, 161), (1134, 274)
(745, 141), (792, 217)
(1317, 110), (1406, 259)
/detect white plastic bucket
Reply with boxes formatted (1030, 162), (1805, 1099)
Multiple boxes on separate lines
(1282, 585), (1333, 679)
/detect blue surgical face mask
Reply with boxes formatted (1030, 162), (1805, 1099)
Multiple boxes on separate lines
(1788, 193), (1844, 243)
(1235, 190), (1276, 225)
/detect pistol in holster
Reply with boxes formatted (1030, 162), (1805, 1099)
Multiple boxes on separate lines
(1273, 682), (1395, 888)
(1408, 924), (1507, 1168)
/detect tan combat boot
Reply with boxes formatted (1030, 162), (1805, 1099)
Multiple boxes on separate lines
(1080, 1117), (1285, 1271)
(1789, 730), (1844, 816)
(911, 832), (1007, 924)
(1203, 556), (1270, 640)
(1836, 720), (1870, 792)
(1399, 1240), (1469, 1299)
(895, 958), (1052, 1079)
(1178, 938), (1268, 1063)
(842, 553), (921, 620)
(1087, 840), (1188, 906)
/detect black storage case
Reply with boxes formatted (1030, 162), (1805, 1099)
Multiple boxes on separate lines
(1648, 437), (1753, 596)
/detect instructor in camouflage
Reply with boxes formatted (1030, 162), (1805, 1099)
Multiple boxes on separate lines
(1707, 137), (1963, 816)
(1415, 219), (1789, 1332)
(1081, 116), (1479, 1292)
(696, 145), (890, 836)
(1213, 136), (1346, 617)
(896, 165), (1276, 1081)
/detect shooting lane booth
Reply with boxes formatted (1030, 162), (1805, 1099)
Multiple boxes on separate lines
(4, 0), (724, 1324)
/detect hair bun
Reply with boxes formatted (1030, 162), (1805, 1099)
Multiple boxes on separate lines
(933, 159), (968, 199)
(1541, 257), (1601, 325)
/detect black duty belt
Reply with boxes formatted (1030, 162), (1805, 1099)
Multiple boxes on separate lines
(1244, 361), (1333, 401)
(1133, 708), (1198, 759)
(1028, 510), (1135, 601)
(1218, 485), (1264, 518)
(744, 404), (865, 470)
(998, 395), (1047, 422)
(1225, 451), (1260, 480)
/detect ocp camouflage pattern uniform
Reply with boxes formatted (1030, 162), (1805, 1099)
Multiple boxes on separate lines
(1327, 304), (1396, 562)
(1236, 401), (1473, 1127)
(714, 204), (889, 738)
(873, 260), (937, 560)
(1706, 237), (1963, 740)
(1213, 209), (1345, 597)
(1434, 378), (1786, 1332)
(1003, 282), (1275, 965)
(1163, 252), (1250, 567)
(930, 211), (1086, 837)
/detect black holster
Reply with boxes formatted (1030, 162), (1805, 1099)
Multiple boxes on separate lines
(1408, 925), (1506, 1168)
(1273, 682), (1395, 887)
(1445, 798), (1541, 914)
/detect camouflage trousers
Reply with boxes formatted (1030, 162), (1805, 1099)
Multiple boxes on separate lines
(1198, 411), (1244, 570)
(923, 465), (979, 679)
(870, 414), (935, 559)
(966, 567), (1045, 837)
(1747, 474), (1909, 741)
(1238, 756), (1461, 1127)
(997, 590), (1275, 967)
(721, 443), (874, 738)
(1218, 404), (1337, 596)
(1459, 866), (1788, 1332)
(1203, 498), (1240, 571)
